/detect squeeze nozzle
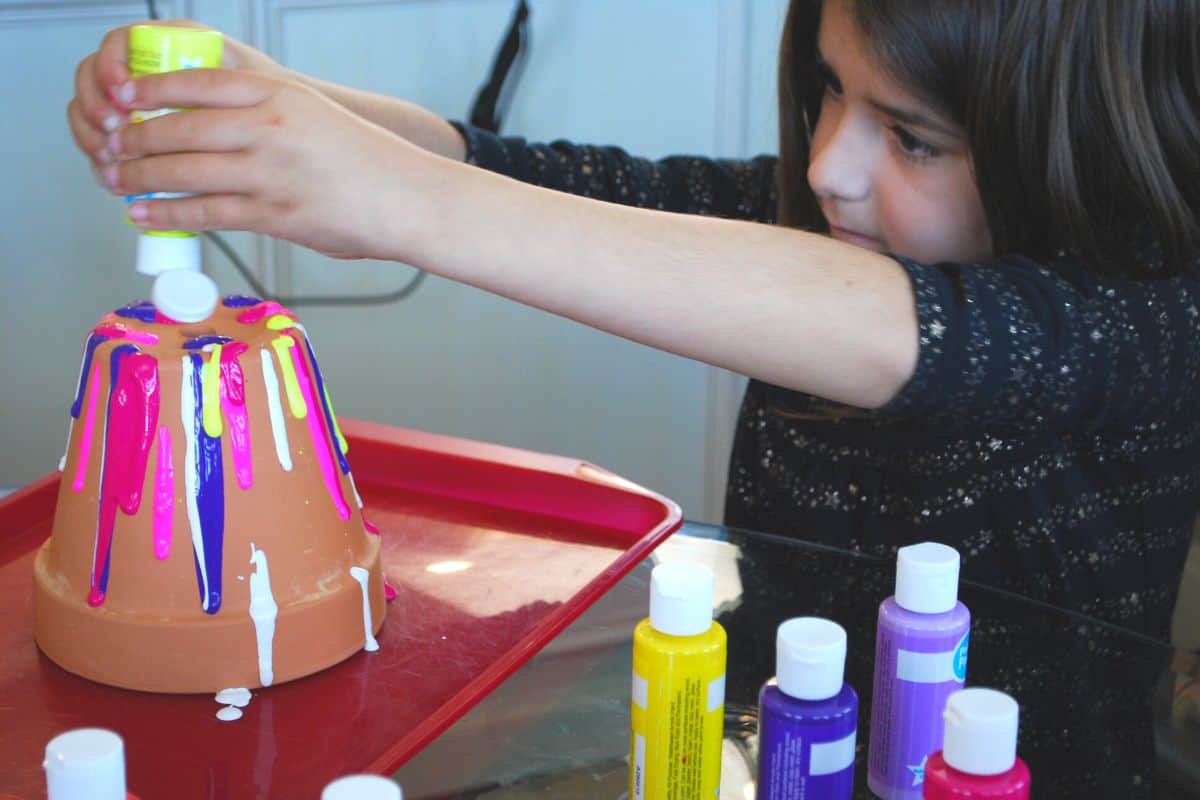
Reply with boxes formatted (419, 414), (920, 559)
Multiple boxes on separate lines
(151, 269), (219, 323)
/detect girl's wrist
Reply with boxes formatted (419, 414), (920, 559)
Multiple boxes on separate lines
(375, 141), (462, 266)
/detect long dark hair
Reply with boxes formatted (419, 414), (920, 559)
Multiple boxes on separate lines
(778, 0), (1200, 276)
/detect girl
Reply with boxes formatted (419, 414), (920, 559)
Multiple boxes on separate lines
(70, 2), (1200, 796)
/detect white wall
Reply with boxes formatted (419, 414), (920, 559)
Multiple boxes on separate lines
(0, 0), (789, 523)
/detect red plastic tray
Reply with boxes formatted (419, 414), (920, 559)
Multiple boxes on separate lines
(0, 419), (681, 799)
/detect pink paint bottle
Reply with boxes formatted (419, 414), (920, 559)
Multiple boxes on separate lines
(923, 688), (1031, 800)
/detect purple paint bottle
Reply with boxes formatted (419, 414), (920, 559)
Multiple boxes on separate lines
(867, 543), (970, 800)
(756, 617), (858, 799)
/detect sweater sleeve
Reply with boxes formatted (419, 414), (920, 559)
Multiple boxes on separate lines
(876, 252), (1200, 430)
(450, 120), (778, 224)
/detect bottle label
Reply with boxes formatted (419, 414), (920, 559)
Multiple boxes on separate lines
(707, 673), (726, 712)
(810, 730), (857, 776)
(896, 640), (961, 683)
(953, 632), (970, 682)
(633, 732), (646, 800)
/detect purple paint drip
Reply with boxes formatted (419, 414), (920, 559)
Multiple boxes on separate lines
(114, 301), (157, 323)
(222, 295), (263, 307)
(190, 353), (225, 614)
(95, 344), (139, 595)
(71, 333), (109, 418)
(183, 335), (234, 350)
(299, 336), (350, 474)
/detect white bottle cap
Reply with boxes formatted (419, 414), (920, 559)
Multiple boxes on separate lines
(43, 728), (126, 800)
(649, 561), (714, 636)
(136, 232), (202, 275)
(152, 269), (219, 323)
(776, 617), (846, 701)
(941, 687), (1020, 775)
(895, 541), (961, 614)
(322, 775), (403, 800)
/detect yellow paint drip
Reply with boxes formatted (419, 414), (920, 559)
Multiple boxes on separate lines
(201, 344), (224, 437)
(323, 386), (349, 454)
(266, 314), (294, 331)
(270, 337), (307, 418)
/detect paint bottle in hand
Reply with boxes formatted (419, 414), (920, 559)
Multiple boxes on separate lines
(125, 24), (223, 277)
(867, 542), (970, 800)
(756, 617), (858, 799)
(923, 688), (1031, 799)
(630, 561), (727, 800)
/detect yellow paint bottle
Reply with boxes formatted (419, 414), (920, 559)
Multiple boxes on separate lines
(630, 561), (727, 800)
(125, 25), (223, 276)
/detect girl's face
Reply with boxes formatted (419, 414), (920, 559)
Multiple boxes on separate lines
(807, 0), (994, 263)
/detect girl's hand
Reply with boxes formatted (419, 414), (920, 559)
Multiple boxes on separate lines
(99, 68), (434, 261)
(67, 20), (288, 172)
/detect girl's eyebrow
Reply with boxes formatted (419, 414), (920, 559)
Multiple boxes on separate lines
(815, 49), (960, 138)
(866, 98), (959, 138)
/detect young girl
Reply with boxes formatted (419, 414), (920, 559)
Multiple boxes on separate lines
(70, 1), (1199, 795)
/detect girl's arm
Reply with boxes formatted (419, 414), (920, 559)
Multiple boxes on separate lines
(410, 157), (920, 409)
(287, 74), (467, 161)
(451, 122), (780, 223)
(107, 68), (919, 408)
(111, 69), (1200, 428)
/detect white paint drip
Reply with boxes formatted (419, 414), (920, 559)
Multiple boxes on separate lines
(181, 356), (211, 611)
(63, 342), (89, 472)
(248, 542), (278, 686)
(216, 706), (243, 722)
(215, 687), (252, 707)
(58, 418), (74, 472)
(349, 472), (363, 509)
(350, 566), (379, 652)
(259, 348), (293, 471)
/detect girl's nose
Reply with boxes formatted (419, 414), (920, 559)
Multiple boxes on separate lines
(807, 112), (872, 204)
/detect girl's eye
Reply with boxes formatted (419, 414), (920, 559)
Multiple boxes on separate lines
(889, 124), (940, 161)
(815, 62), (843, 100)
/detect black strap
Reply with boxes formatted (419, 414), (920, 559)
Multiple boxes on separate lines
(468, 0), (531, 133)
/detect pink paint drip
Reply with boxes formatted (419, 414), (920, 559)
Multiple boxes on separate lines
(92, 321), (159, 346)
(363, 516), (380, 535)
(285, 332), (350, 520)
(385, 582), (398, 602)
(218, 342), (253, 490)
(72, 366), (102, 492)
(155, 310), (180, 324)
(236, 301), (297, 325)
(89, 353), (160, 607)
(153, 424), (173, 560)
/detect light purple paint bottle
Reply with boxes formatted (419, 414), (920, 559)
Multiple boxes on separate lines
(756, 617), (858, 799)
(867, 542), (970, 800)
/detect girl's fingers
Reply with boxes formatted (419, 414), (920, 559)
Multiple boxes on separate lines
(105, 151), (260, 197)
(117, 68), (278, 112)
(67, 98), (111, 166)
(110, 107), (260, 158)
(127, 194), (263, 233)
(74, 54), (125, 135)
(95, 24), (135, 102)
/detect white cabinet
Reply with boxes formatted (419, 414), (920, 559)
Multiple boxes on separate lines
(0, 0), (788, 522)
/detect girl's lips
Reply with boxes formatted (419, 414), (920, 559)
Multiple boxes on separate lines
(830, 225), (882, 248)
